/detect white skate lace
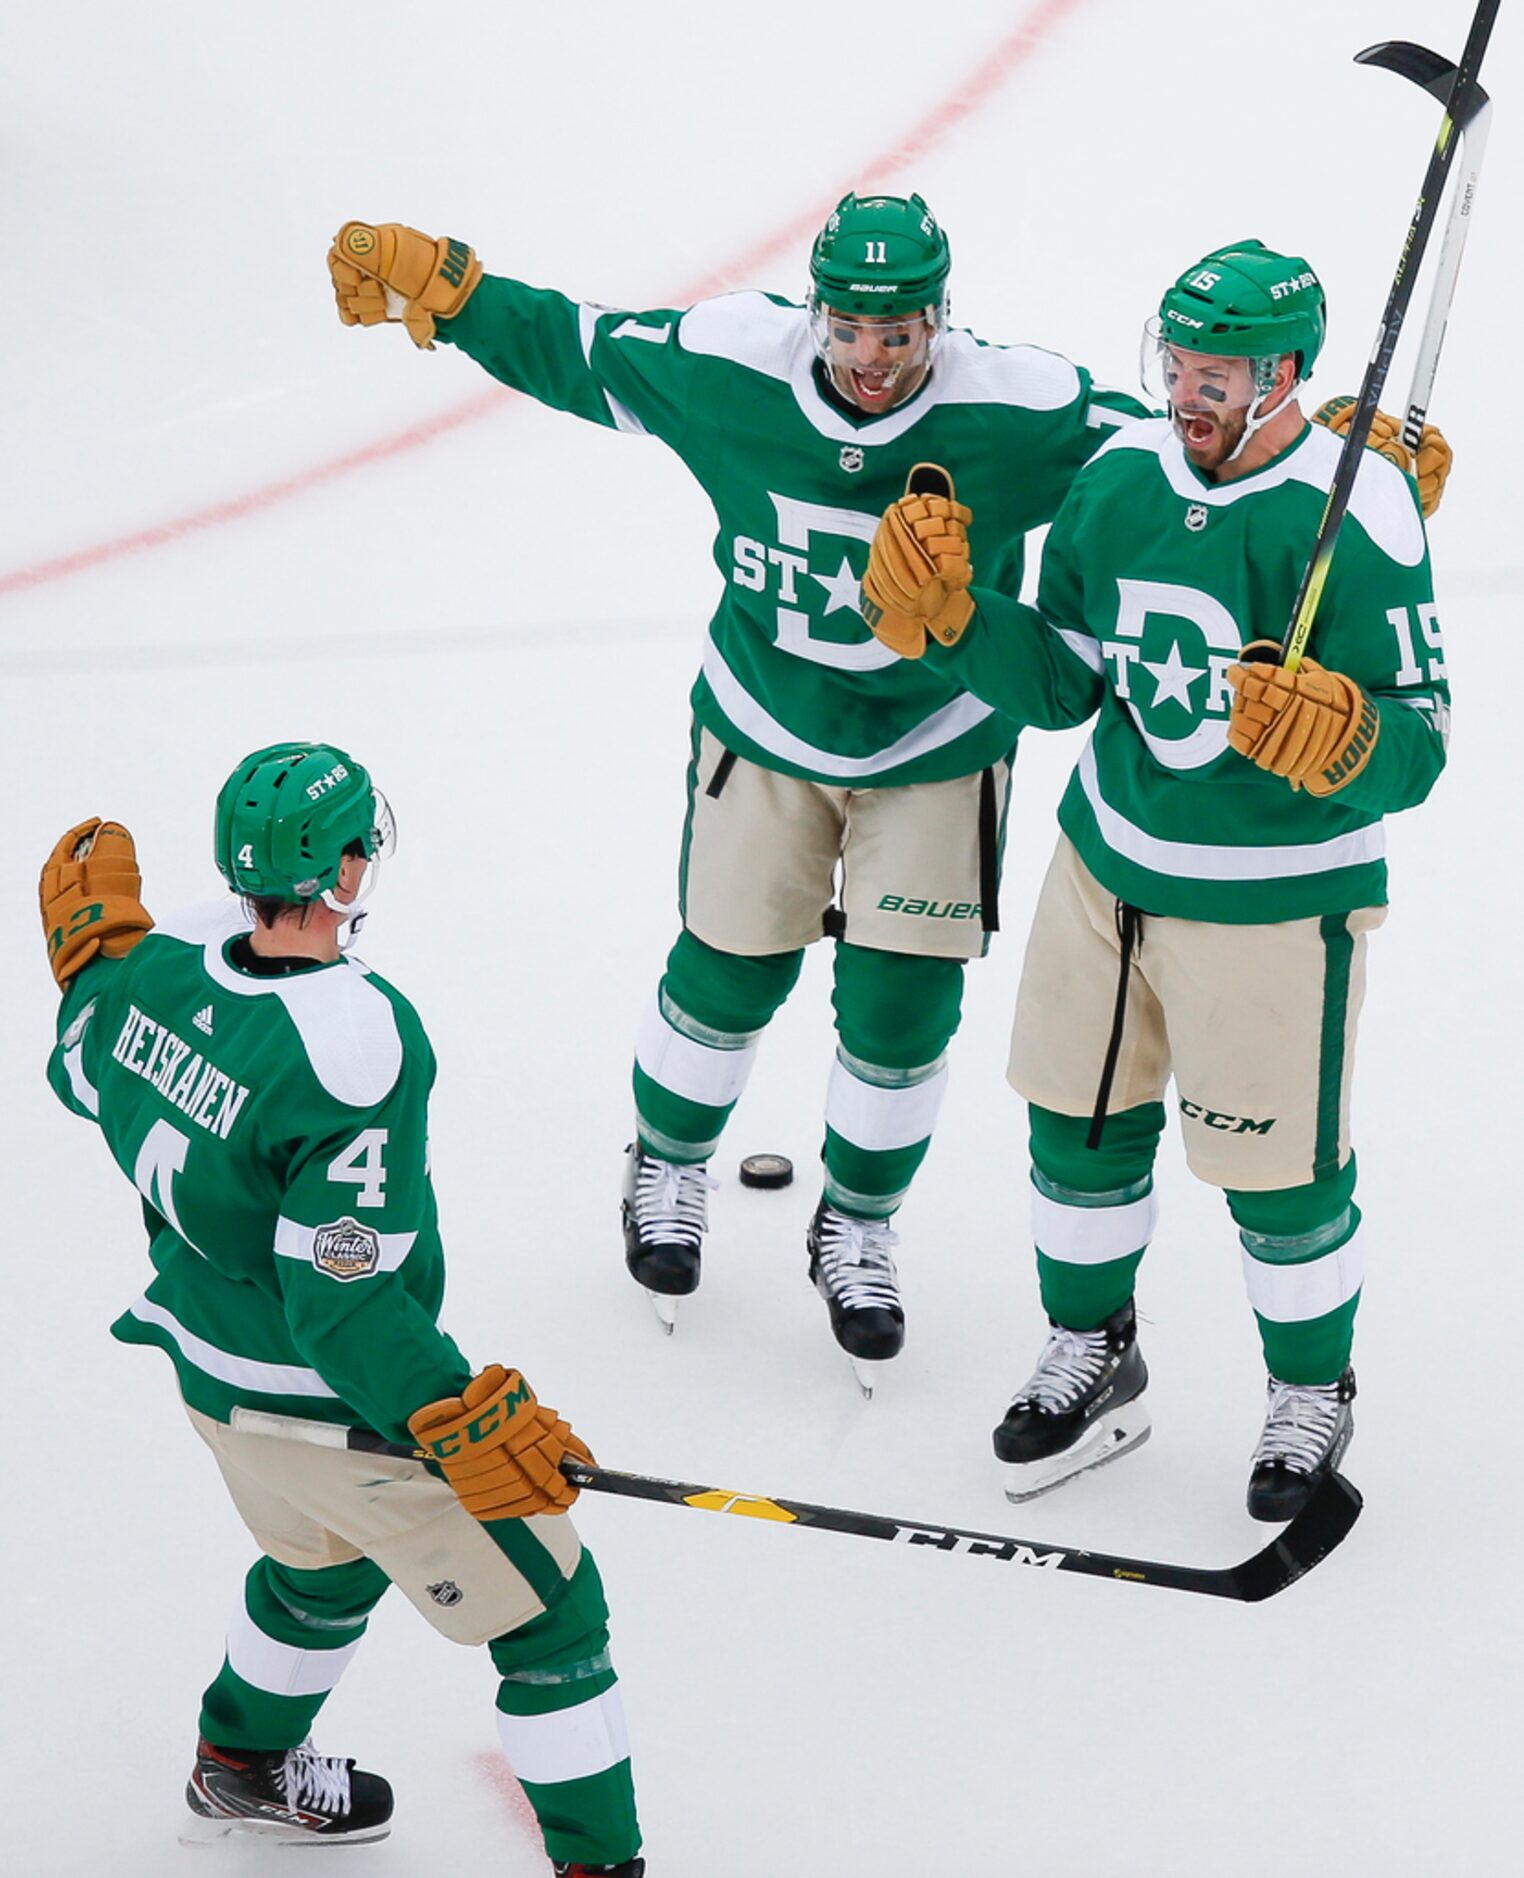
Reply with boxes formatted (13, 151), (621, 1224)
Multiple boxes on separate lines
(279, 1744), (352, 1818)
(1251, 1378), (1344, 1476)
(632, 1154), (716, 1249)
(813, 1209), (901, 1312)
(1014, 1325), (1111, 1413)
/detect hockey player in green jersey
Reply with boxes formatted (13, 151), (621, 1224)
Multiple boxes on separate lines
(858, 241), (1450, 1516)
(41, 746), (644, 1875)
(326, 193), (1148, 1384)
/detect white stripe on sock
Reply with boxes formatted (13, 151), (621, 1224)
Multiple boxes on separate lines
(825, 1058), (947, 1152)
(635, 995), (758, 1109)
(1031, 1187), (1158, 1265)
(225, 1597), (362, 1699)
(1240, 1224), (1365, 1323)
(496, 1685), (631, 1786)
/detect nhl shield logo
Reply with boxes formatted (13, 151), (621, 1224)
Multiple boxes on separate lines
(839, 445), (865, 473)
(1184, 503), (1208, 533)
(426, 1580), (464, 1608)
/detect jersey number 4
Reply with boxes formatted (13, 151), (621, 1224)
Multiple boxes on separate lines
(328, 1129), (388, 1207)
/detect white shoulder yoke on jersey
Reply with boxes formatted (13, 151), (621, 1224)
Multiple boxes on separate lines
(675, 292), (1089, 445)
(1091, 417), (1426, 566)
(152, 903), (405, 1109)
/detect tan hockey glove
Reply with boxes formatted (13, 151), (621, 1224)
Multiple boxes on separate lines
(1227, 644), (1381, 796)
(40, 819), (153, 988)
(1312, 396), (1453, 518)
(860, 465), (974, 659)
(408, 1364), (591, 1520)
(328, 221), (484, 349)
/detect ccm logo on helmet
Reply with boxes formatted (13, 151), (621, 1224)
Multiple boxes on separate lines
(305, 763), (351, 801)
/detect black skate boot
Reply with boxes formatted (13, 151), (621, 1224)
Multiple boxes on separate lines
(992, 1301), (1151, 1502)
(1246, 1366), (1356, 1522)
(553, 1860), (647, 1877)
(622, 1142), (714, 1330)
(181, 1735), (393, 1844)
(807, 1199), (904, 1394)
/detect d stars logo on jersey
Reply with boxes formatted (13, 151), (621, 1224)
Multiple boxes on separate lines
(1100, 577), (1243, 772)
(839, 445), (864, 473)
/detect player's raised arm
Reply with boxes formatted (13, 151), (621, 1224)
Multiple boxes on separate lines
(328, 217), (691, 441)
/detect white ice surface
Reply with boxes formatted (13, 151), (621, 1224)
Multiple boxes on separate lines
(2, 2), (1520, 1873)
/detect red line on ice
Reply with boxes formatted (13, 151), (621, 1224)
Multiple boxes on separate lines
(0, 0), (1088, 601)
(472, 1749), (543, 1841)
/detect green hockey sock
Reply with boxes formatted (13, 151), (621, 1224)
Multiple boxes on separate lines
(1228, 1157), (1363, 1384)
(489, 1552), (640, 1868)
(1028, 1103), (1164, 1329)
(822, 945), (963, 1217)
(632, 930), (801, 1162)
(198, 1555), (387, 1751)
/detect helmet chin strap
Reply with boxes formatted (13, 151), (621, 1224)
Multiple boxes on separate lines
(319, 891), (369, 950)
(319, 857), (381, 951)
(1220, 377), (1300, 465)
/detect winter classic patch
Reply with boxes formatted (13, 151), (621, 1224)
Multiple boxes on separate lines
(312, 1217), (382, 1280)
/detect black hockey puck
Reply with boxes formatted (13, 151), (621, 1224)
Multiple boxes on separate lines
(739, 1153), (794, 1190)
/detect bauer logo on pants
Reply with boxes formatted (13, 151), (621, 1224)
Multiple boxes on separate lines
(312, 1217), (381, 1280)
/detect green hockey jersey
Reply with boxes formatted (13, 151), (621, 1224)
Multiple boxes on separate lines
(46, 901), (471, 1444)
(437, 277), (1145, 785)
(926, 417), (1448, 922)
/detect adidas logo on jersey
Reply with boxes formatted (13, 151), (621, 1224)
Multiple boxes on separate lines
(193, 1006), (214, 1035)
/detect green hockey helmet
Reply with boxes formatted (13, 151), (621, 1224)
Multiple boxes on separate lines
(808, 192), (951, 319)
(1153, 239), (1326, 387)
(214, 742), (396, 907)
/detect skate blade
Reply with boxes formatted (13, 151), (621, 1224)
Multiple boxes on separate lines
(179, 1811), (391, 1847)
(847, 1354), (893, 1400)
(645, 1291), (678, 1335)
(1002, 1402), (1152, 1503)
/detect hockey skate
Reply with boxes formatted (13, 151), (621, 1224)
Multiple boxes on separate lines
(1246, 1367), (1355, 1522)
(622, 1142), (714, 1332)
(180, 1735), (393, 1845)
(553, 1861), (646, 1877)
(992, 1301), (1151, 1502)
(807, 1199), (904, 1397)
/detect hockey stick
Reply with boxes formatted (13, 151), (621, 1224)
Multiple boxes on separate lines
(228, 1406), (1362, 1604)
(1355, 40), (1493, 451)
(1271, 0), (1499, 671)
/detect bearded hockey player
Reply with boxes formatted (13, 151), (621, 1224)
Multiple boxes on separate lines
(858, 241), (1451, 1516)
(41, 746), (643, 1875)
(326, 194), (1148, 1388)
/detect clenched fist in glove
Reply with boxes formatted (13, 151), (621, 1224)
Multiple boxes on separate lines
(860, 465), (974, 659)
(40, 819), (154, 988)
(1312, 396), (1453, 518)
(1227, 643), (1381, 796)
(408, 1364), (592, 1520)
(328, 221), (484, 349)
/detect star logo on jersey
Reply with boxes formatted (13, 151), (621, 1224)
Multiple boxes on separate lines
(1100, 577), (1244, 772)
(1185, 503), (1208, 532)
(731, 491), (897, 672)
(839, 445), (865, 473)
(1139, 639), (1209, 713)
(811, 554), (863, 618)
